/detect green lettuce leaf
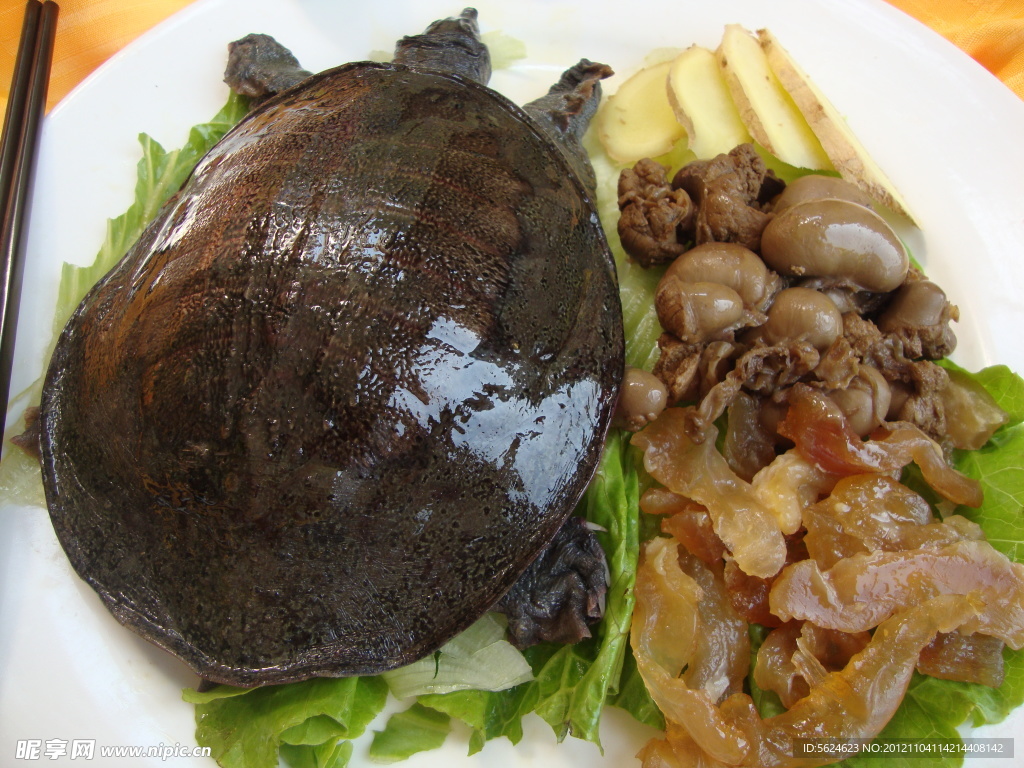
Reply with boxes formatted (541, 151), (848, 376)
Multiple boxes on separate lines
(607, 644), (665, 731)
(280, 738), (353, 768)
(944, 363), (1024, 564)
(369, 704), (452, 763)
(747, 624), (787, 721)
(939, 361), (1024, 427)
(838, 650), (1024, 768)
(953, 426), (1024, 563)
(416, 677), (537, 755)
(479, 30), (527, 71)
(584, 129), (666, 373)
(538, 433), (645, 741)
(182, 676), (388, 768)
(381, 614), (534, 699)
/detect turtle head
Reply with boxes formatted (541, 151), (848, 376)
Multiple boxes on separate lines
(393, 8), (491, 85)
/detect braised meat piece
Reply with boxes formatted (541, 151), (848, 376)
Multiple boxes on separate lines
(616, 158), (694, 266)
(672, 143), (784, 252)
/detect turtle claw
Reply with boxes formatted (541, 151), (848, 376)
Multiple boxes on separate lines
(496, 516), (608, 648)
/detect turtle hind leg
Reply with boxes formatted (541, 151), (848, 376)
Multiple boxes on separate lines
(224, 34), (312, 103)
(524, 60), (614, 196)
(494, 516), (608, 649)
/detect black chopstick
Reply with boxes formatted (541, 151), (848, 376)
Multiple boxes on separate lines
(0, 0), (59, 436)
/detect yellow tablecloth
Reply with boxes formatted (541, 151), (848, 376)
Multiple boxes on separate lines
(1, 0), (1023, 115)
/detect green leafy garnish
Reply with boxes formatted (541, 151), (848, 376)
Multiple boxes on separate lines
(380, 614), (534, 699)
(747, 624), (787, 720)
(369, 704), (452, 763)
(183, 676), (388, 768)
(955, 426), (1024, 563)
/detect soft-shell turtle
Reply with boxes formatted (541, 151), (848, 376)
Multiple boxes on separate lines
(39, 9), (623, 686)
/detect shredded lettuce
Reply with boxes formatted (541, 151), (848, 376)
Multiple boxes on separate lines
(747, 625), (787, 720)
(480, 30), (527, 71)
(280, 740), (353, 768)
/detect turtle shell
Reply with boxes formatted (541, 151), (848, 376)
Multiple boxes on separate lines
(39, 61), (623, 686)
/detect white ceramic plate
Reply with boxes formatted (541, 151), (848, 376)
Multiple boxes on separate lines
(2, 0), (1023, 766)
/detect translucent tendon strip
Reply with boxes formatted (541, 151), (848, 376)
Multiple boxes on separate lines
(632, 408), (786, 578)
(632, 532), (983, 768)
(769, 539), (1024, 647)
(778, 384), (983, 507)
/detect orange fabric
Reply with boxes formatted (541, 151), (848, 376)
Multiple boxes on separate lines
(0, 0), (1022, 115)
(0, 0), (194, 114)
(885, 0), (1024, 98)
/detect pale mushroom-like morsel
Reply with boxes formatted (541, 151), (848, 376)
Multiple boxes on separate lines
(613, 366), (670, 431)
(829, 365), (892, 437)
(761, 287), (844, 352)
(655, 242), (781, 344)
(760, 198), (909, 293)
(771, 173), (874, 214)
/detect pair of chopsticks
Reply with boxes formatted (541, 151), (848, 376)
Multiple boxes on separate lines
(0, 0), (58, 429)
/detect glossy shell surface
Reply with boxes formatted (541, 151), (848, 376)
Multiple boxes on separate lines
(39, 62), (623, 685)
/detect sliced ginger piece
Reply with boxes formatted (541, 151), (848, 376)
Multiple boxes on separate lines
(758, 28), (916, 223)
(716, 24), (830, 171)
(667, 45), (752, 159)
(596, 59), (685, 164)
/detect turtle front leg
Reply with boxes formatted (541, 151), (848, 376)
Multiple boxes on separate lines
(524, 60), (614, 197)
(224, 34), (312, 103)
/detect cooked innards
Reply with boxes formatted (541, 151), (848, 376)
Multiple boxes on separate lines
(615, 144), (1023, 766)
(617, 144), (1002, 454)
